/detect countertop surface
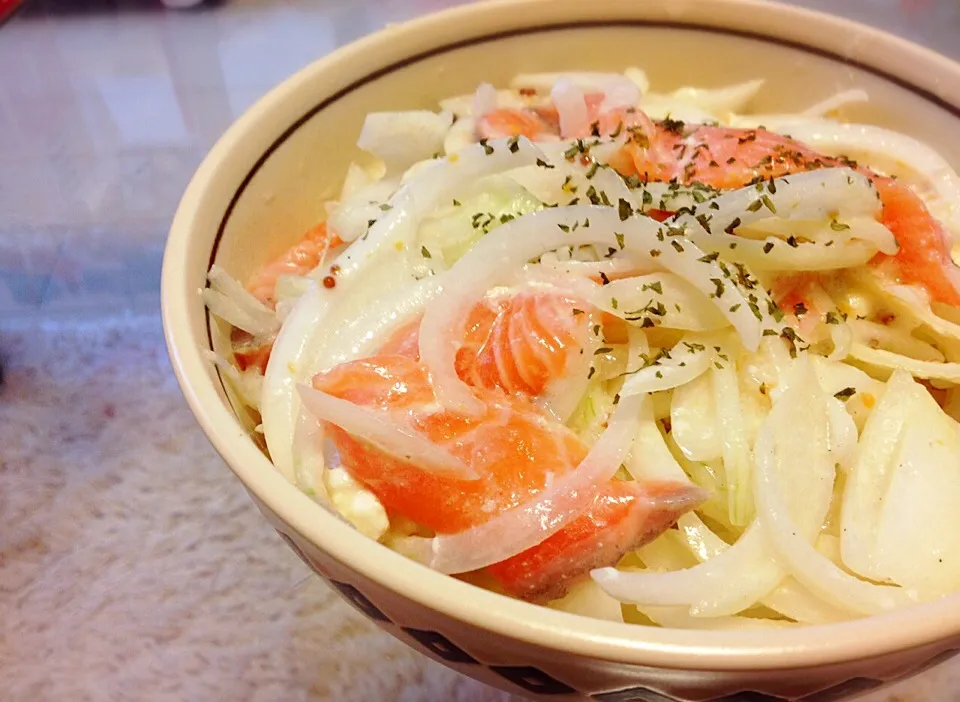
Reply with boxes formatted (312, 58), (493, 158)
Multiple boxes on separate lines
(2, 1), (960, 700)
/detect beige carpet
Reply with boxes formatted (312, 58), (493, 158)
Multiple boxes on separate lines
(0, 314), (516, 702)
(2, 314), (960, 702)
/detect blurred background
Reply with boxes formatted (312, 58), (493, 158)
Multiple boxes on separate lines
(1, 2), (959, 701)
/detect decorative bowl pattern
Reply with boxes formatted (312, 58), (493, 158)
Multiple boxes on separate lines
(161, 1), (960, 699)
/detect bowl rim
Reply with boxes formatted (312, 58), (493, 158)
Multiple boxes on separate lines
(162, 0), (960, 672)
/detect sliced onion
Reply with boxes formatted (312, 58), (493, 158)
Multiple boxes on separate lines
(841, 369), (960, 599)
(849, 319), (945, 362)
(801, 89), (870, 117)
(297, 384), (477, 481)
(507, 159), (634, 209)
(753, 362), (914, 615)
(827, 322), (853, 362)
(263, 138), (550, 478)
(512, 72), (636, 97)
(671, 168), (880, 238)
(444, 116), (477, 155)
(593, 523), (783, 617)
(473, 82), (498, 119)
(205, 350), (264, 412)
(618, 344), (713, 397)
(624, 67), (651, 94)
(204, 265), (280, 337)
(419, 205), (766, 415)
(652, 79), (765, 117)
(400, 390), (646, 574)
(713, 362), (754, 526)
(549, 580), (624, 623)
(439, 88), (532, 117)
(866, 275), (960, 345)
(625, 398), (696, 485)
(849, 343), (960, 383)
(540, 257), (651, 280)
(339, 161), (378, 201)
(551, 78), (589, 139)
(598, 75), (641, 112)
(327, 177), (400, 243)
(840, 370), (915, 582)
(639, 605), (793, 630)
(357, 110), (453, 173)
(749, 120), (960, 237)
(739, 216), (897, 256)
(592, 274), (728, 331)
(292, 407), (330, 503)
(689, 231), (879, 272)
(873, 401), (960, 598)
(825, 396), (859, 467)
(671, 369), (722, 462)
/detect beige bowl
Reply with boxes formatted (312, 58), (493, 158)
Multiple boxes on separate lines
(161, 1), (960, 699)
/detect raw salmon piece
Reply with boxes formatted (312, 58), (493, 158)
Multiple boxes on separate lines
(871, 177), (960, 306)
(477, 94), (653, 142)
(234, 341), (273, 375)
(379, 290), (593, 399)
(315, 354), (589, 534)
(614, 119), (960, 307)
(314, 354), (704, 600)
(616, 122), (833, 189)
(486, 479), (705, 603)
(247, 222), (343, 306)
(458, 291), (592, 397)
(477, 109), (557, 141)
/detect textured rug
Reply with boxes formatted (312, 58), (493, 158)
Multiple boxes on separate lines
(0, 314), (515, 702)
(2, 314), (959, 702)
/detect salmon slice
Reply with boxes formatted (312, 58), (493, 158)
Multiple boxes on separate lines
(314, 354), (703, 601)
(477, 109), (557, 141)
(380, 290), (593, 399)
(317, 355), (586, 534)
(230, 222), (343, 373)
(246, 222), (343, 306)
(478, 93), (654, 142)
(872, 177), (960, 306)
(614, 120), (960, 307)
(232, 328), (275, 375)
(485, 479), (704, 602)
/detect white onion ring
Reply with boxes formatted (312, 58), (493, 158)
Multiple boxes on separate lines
(473, 82), (498, 119)
(551, 78), (590, 139)
(262, 137), (550, 479)
(753, 365), (915, 615)
(297, 384), (478, 481)
(399, 389), (647, 574)
(419, 205), (767, 416)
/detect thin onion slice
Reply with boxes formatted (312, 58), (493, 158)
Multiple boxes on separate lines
(262, 137), (550, 478)
(399, 389), (647, 574)
(849, 343), (960, 384)
(618, 344), (713, 396)
(593, 523), (783, 617)
(419, 205), (766, 415)
(670, 168), (880, 237)
(753, 363), (915, 615)
(204, 265), (280, 337)
(801, 89), (870, 117)
(551, 78), (589, 139)
(592, 274), (728, 331)
(675, 514), (848, 625)
(297, 384), (478, 481)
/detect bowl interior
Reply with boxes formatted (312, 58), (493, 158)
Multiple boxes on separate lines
(165, 0), (960, 672)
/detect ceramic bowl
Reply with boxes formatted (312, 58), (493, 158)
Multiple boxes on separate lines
(161, 0), (960, 699)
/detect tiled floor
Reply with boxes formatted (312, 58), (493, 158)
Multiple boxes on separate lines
(2, 1), (960, 701)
